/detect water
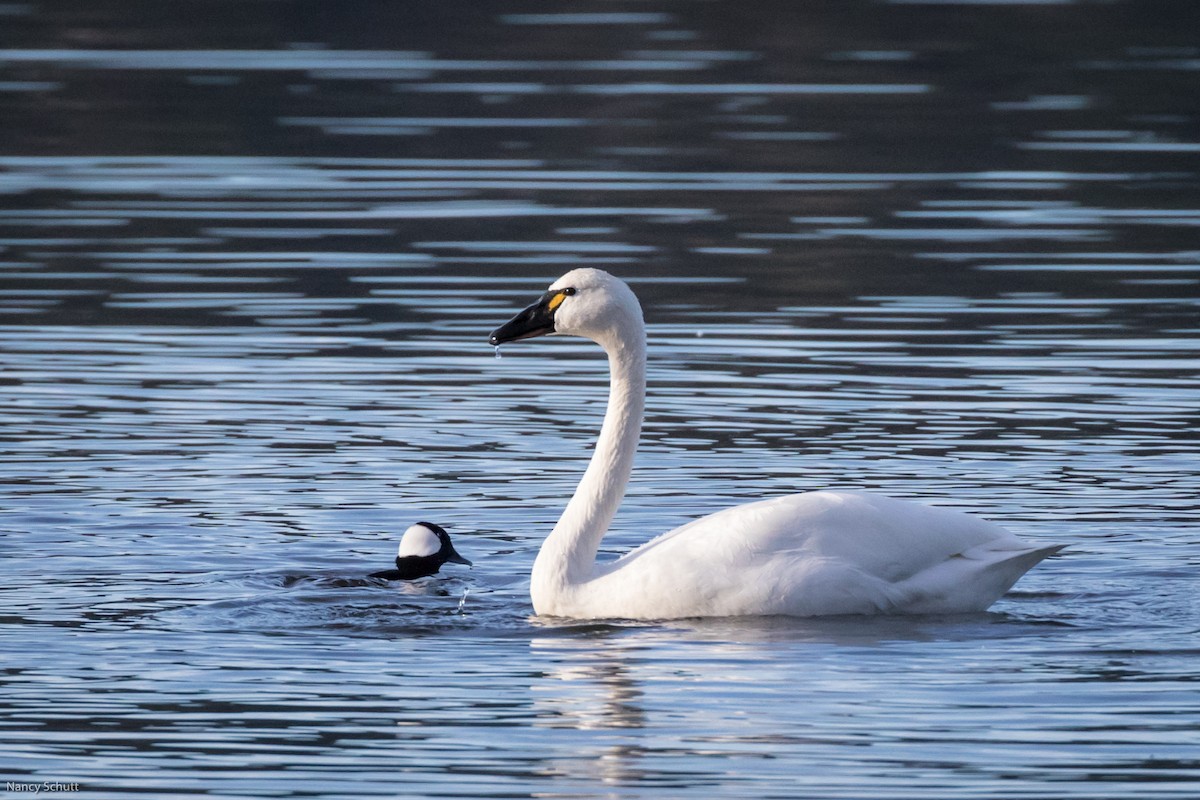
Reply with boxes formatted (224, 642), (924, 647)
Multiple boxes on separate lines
(2, 1), (1198, 797)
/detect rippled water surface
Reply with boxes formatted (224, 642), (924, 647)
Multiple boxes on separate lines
(2, 2), (1199, 798)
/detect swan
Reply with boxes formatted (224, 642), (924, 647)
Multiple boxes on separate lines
(370, 522), (471, 580)
(489, 268), (1062, 620)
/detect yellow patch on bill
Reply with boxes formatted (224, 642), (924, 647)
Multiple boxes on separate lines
(547, 291), (568, 312)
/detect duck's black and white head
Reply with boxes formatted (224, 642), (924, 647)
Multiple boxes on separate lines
(370, 522), (471, 581)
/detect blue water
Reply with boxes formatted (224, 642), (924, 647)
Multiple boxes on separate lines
(2, 1), (1198, 797)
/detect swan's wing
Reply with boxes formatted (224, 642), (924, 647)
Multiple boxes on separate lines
(618, 491), (1015, 579)
(598, 491), (1055, 616)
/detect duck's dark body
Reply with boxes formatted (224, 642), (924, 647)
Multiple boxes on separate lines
(371, 554), (445, 581)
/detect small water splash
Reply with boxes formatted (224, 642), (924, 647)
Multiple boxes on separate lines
(457, 587), (470, 614)
(493, 345), (502, 359)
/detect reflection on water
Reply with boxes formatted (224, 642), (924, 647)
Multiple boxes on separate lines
(1, 0), (1198, 797)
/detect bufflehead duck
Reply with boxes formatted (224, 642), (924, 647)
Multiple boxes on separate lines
(370, 522), (471, 580)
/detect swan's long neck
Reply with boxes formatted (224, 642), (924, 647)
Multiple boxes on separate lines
(532, 322), (645, 609)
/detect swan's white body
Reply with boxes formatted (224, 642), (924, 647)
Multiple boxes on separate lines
(493, 268), (1060, 620)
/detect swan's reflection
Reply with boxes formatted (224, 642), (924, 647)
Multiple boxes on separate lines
(522, 614), (1026, 792)
(529, 632), (647, 789)
(530, 633), (645, 730)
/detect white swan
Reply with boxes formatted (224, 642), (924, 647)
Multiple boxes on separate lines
(489, 268), (1062, 620)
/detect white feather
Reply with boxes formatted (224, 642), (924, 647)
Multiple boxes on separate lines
(398, 524), (440, 558)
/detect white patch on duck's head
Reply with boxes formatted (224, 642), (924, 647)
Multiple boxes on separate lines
(397, 523), (441, 558)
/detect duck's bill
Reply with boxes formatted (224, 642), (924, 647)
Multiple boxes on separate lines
(447, 550), (472, 567)
(489, 296), (555, 345)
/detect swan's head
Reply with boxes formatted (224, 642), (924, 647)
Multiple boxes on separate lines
(488, 268), (643, 348)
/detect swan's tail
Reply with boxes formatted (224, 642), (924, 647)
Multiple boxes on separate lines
(995, 543), (1064, 574)
(899, 542), (1065, 614)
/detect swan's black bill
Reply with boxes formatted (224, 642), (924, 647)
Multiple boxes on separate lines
(489, 294), (557, 346)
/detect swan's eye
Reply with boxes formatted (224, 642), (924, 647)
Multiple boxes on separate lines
(547, 287), (576, 312)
